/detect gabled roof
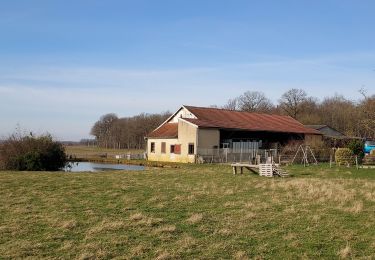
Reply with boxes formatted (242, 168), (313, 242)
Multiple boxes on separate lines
(147, 123), (178, 139)
(147, 105), (321, 138)
(305, 124), (346, 137)
(183, 105), (321, 135)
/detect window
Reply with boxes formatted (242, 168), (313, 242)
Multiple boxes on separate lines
(188, 143), (195, 155)
(161, 142), (166, 153)
(150, 142), (155, 153)
(170, 145), (175, 154)
(171, 144), (181, 154)
(175, 144), (181, 154)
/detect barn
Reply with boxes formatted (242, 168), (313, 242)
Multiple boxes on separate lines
(146, 105), (322, 163)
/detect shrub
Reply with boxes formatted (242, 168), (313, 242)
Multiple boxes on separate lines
(0, 132), (67, 171)
(347, 140), (364, 162)
(335, 148), (355, 166)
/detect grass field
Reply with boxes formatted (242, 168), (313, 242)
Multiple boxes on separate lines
(64, 145), (144, 158)
(1, 164), (375, 259)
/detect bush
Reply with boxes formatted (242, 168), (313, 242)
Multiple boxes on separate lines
(347, 139), (364, 162)
(0, 132), (67, 171)
(335, 148), (355, 166)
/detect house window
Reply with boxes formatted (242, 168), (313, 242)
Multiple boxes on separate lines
(188, 143), (195, 155)
(170, 145), (175, 154)
(161, 142), (166, 153)
(175, 144), (181, 154)
(150, 142), (155, 153)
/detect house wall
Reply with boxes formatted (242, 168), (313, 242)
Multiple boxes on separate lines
(147, 138), (180, 162)
(178, 120), (197, 161)
(147, 119), (197, 163)
(170, 107), (197, 123)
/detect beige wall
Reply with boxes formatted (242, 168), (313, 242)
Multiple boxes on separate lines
(198, 128), (220, 149)
(147, 119), (198, 163)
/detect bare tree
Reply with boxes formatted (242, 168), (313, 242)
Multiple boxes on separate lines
(223, 98), (239, 110)
(279, 89), (307, 119)
(298, 97), (320, 124)
(359, 89), (375, 138)
(318, 95), (360, 137)
(90, 112), (170, 149)
(90, 113), (118, 148)
(238, 91), (273, 113)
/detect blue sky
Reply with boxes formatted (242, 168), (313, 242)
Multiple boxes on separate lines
(1, 0), (374, 140)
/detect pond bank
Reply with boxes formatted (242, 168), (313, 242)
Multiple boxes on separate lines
(67, 157), (182, 168)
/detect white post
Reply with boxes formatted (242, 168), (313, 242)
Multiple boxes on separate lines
(330, 154), (332, 168)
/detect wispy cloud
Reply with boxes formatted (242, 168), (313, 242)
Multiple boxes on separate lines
(1, 52), (374, 140)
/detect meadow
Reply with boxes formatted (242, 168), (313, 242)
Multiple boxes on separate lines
(1, 164), (375, 259)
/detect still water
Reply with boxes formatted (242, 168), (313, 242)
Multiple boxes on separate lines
(65, 162), (145, 172)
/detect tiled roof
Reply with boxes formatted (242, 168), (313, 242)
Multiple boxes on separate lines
(147, 123), (178, 138)
(183, 106), (321, 135)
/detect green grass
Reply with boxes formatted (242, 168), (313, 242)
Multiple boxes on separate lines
(1, 164), (375, 259)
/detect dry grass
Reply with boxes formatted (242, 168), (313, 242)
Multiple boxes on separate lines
(0, 164), (375, 258)
(187, 213), (203, 224)
(338, 243), (352, 259)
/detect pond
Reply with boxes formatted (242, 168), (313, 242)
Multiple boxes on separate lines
(65, 162), (145, 172)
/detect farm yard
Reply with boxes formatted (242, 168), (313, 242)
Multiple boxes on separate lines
(1, 164), (375, 259)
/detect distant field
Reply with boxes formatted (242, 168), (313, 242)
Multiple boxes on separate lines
(64, 145), (144, 159)
(1, 165), (375, 259)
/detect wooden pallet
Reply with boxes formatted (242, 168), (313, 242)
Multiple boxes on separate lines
(259, 164), (273, 177)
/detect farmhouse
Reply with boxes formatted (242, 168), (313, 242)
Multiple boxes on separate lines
(146, 105), (322, 163)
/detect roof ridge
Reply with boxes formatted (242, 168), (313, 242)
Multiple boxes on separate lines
(183, 105), (290, 118)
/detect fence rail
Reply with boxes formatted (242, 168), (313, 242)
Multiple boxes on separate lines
(196, 147), (343, 165)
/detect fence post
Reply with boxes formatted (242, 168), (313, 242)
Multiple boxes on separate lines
(330, 154), (332, 168)
(355, 156), (359, 170)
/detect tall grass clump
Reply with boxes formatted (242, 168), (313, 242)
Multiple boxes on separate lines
(0, 131), (66, 171)
(335, 148), (355, 166)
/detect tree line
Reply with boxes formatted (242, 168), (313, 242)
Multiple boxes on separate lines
(222, 88), (374, 139)
(90, 88), (374, 149)
(90, 112), (171, 149)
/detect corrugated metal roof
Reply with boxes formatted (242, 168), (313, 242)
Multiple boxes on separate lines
(305, 125), (346, 137)
(305, 125), (327, 130)
(147, 123), (178, 138)
(184, 106), (321, 135)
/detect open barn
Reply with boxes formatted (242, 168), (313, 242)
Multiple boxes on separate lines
(146, 105), (322, 163)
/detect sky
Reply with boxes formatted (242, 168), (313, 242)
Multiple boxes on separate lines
(0, 0), (375, 141)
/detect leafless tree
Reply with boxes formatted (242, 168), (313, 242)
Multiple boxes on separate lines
(223, 98), (240, 110)
(90, 113), (118, 148)
(279, 88), (307, 119)
(90, 112), (170, 149)
(359, 89), (375, 138)
(238, 91), (274, 113)
(297, 97), (320, 124)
